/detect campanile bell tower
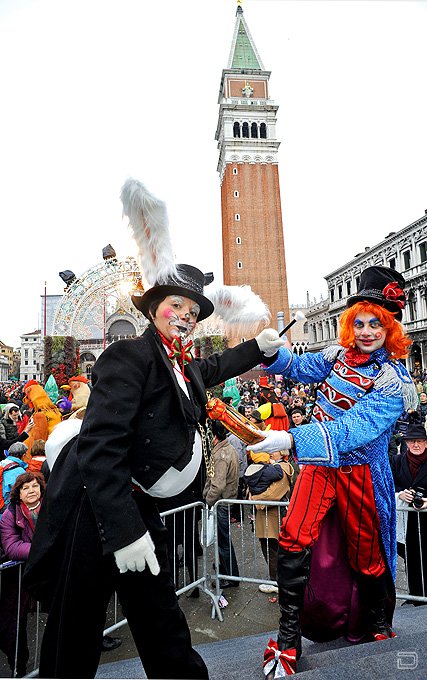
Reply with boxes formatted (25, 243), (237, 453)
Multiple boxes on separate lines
(215, 2), (290, 330)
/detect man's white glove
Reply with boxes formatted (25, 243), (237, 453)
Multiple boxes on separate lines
(247, 429), (292, 454)
(255, 328), (286, 357)
(114, 532), (160, 575)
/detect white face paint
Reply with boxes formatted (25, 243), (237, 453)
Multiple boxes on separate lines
(353, 312), (387, 354)
(153, 295), (200, 341)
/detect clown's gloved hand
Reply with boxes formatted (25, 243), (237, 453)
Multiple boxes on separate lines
(114, 532), (160, 575)
(248, 429), (292, 455)
(255, 328), (286, 357)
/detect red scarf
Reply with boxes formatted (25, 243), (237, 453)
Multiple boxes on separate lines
(20, 500), (41, 531)
(406, 449), (427, 481)
(344, 348), (373, 367)
(157, 331), (193, 383)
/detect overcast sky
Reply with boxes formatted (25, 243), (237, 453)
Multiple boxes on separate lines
(1, 0), (427, 349)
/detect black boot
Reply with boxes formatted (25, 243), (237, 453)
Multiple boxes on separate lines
(355, 573), (396, 641)
(277, 548), (311, 662)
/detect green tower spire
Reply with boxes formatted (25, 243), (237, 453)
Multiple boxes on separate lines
(228, 2), (264, 71)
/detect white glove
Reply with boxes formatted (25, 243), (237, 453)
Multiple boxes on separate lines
(114, 532), (160, 575)
(255, 328), (286, 357)
(247, 429), (292, 454)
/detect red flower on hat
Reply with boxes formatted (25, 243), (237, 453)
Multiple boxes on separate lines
(382, 282), (405, 309)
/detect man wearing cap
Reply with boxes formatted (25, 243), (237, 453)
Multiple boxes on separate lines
(248, 266), (418, 677)
(24, 263), (282, 679)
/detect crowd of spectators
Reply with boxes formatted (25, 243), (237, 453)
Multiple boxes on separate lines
(230, 374), (316, 424)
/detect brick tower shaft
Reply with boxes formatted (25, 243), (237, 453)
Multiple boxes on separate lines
(216, 3), (290, 332)
(221, 162), (289, 325)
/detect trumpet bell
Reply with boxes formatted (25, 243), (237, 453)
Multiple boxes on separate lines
(206, 397), (265, 445)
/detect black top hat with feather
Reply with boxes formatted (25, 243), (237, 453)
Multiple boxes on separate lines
(133, 264), (214, 322)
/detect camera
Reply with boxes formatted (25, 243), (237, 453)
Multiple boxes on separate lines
(410, 487), (425, 510)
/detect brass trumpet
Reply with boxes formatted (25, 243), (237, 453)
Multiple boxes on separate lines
(206, 397), (265, 445)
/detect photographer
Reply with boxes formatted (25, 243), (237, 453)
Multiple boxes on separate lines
(391, 423), (427, 604)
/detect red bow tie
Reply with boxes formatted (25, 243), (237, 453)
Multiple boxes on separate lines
(167, 337), (194, 367)
(157, 332), (193, 382)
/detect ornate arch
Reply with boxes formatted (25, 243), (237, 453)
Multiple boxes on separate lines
(53, 256), (146, 339)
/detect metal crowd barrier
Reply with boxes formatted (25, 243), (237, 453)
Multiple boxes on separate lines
(0, 500), (426, 676)
(210, 498), (288, 605)
(0, 559), (44, 679)
(207, 501), (427, 612)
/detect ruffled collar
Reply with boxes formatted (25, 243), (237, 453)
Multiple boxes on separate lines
(344, 347), (388, 368)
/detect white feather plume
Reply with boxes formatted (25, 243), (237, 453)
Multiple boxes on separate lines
(120, 178), (178, 286)
(205, 285), (271, 336)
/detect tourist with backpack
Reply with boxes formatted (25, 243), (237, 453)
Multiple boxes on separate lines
(0, 443), (29, 514)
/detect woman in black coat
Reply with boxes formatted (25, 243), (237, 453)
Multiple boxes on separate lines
(390, 423), (427, 603)
(24, 264), (282, 680)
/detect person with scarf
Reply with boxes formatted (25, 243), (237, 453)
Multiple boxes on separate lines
(23, 263), (282, 680)
(248, 266), (417, 677)
(391, 422), (427, 604)
(0, 471), (45, 677)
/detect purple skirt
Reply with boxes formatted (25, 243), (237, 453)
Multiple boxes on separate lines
(300, 506), (395, 643)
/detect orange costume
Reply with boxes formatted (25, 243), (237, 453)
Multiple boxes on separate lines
(22, 381), (62, 460)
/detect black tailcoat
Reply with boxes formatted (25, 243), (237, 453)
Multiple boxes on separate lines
(25, 324), (267, 593)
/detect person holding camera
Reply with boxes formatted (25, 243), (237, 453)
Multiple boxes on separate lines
(391, 422), (427, 604)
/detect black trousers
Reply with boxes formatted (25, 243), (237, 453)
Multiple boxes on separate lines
(259, 538), (279, 581)
(39, 491), (209, 679)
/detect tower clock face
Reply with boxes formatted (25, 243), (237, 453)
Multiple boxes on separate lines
(242, 82), (254, 98)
